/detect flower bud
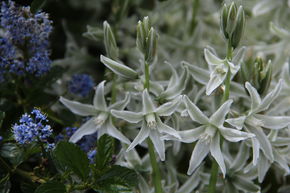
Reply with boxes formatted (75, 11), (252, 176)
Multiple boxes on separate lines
(221, 4), (229, 39)
(240, 56), (272, 95)
(145, 27), (158, 64)
(103, 21), (119, 60)
(231, 6), (245, 48)
(136, 17), (158, 64)
(226, 2), (237, 37)
(136, 16), (151, 54)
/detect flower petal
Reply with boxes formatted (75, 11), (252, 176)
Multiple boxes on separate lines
(111, 110), (143, 123)
(127, 122), (150, 151)
(246, 125), (274, 162)
(245, 82), (261, 112)
(257, 152), (271, 183)
(210, 134), (226, 177)
(93, 81), (107, 111)
(142, 89), (156, 114)
(156, 117), (180, 139)
(149, 130), (166, 161)
(187, 140), (210, 175)
(155, 95), (182, 116)
(60, 97), (98, 116)
(251, 138), (260, 166)
(210, 99), (233, 127)
(69, 118), (98, 143)
(219, 126), (255, 142)
(232, 176), (260, 192)
(184, 96), (209, 124)
(254, 114), (290, 130)
(204, 48), (224, 67)
(159, 66), (188, 100)
(163, 126), (205, 143)
(206, 67), (227, 95)
(256, 79), (283, 113)
(230, 142), (249, 171)
(105, 118), (130, 144)
(108, 92), (130, 110)
(182, 60), (210, 85)
(225, 116), (246, 130)
(100, 55), (138, 79)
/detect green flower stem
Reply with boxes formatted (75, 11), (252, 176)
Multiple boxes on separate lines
(144, 62), (150, 90)
(208, 160), (219, 193)
(222, 67), (231, 103)
(144, 61), (163, 193)
(147, 138), (163, 193)
(208, 40), (233, 193)
(226, 39), (233, 60)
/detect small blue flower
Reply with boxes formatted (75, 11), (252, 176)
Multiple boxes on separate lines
(68, 74), (94, 97)
(45, 143), (55, 151)
(12, 108), (52, 145)
(87, 149), (97, 164)
(65, 127), (78, 137)
(0, 0), (52, 81)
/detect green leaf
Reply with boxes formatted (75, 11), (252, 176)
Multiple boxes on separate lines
(34, 181), (66, 193)
(95, 135), (114, 171)
(0, 174), (10, 193)
(0, 143), (23, 166)
(31, 0), (47, 14)
(53, 142), (89, 180)
(21, 182), (38, 193)
(0, 112), (5, 128)
(98, 165), (138, 188)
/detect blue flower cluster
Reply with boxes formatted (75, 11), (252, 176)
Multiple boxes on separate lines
(87, 149), (97, 164)
(0, 0), (52, 82)
(68, 74), (94, 97)
(12, 108), (54, 150)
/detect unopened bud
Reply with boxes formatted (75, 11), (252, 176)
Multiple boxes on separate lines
(103, 21), (119, 60)
(231, 6), (245, 48)
(145, 28), (158, 64)
(226, 2), (237, 37)
(221, 4), (229, 39)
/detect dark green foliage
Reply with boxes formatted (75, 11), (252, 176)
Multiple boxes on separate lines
(53, 142), (90, 180)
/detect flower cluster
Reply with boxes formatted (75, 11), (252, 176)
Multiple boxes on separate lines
(68, 74), (94, 97)
(0, 0), (52, 81)
(12, 108), (54, 150)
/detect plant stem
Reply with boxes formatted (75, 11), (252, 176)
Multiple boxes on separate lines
(147, 138), (163, 193)
(144, 62), (150, 90)
(0, 156), (46, 183)
(208, 40), (233, 193)
(144, 61), (162, 193)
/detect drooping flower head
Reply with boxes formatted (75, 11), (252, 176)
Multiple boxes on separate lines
(0, 0), (52, 81)
(68, 74), (94, 97)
